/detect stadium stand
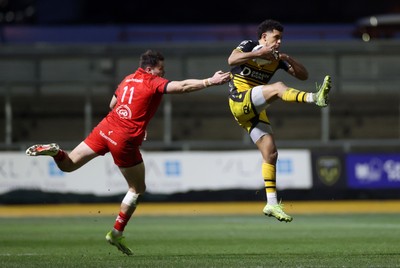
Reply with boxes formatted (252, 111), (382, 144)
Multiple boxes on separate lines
(0, 33), (400, 152)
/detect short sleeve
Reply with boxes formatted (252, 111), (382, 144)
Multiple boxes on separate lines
(150, 76), (169, 94)
(236, 40), (257, 53)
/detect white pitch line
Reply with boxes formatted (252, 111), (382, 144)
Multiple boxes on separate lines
(0, 253), (44, 256)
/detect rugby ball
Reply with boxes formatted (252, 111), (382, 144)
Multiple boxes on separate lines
(252, 45), (271, 65)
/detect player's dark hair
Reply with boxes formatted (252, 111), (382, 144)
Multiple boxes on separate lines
(257, 19), (284, 39)
(139, 50), (164, 68)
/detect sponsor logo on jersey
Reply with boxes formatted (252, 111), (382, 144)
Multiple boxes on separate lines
(125, 78), (143, 83)
(240, 66), (271, 81)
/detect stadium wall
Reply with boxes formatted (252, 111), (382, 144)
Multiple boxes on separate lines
(0, 150), (399, 204)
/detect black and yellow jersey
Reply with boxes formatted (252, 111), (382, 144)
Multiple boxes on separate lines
(228, 40), (289, 97)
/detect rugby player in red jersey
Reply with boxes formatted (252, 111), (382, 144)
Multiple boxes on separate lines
(26, 49), (231, 255)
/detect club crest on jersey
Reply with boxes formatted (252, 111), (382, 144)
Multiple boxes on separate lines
(116, 105), (132, 119)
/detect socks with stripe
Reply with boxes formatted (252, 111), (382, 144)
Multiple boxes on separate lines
(262, 163), (278, 206)
(113, 211), (131, 233)
(282, 88), (313, 103)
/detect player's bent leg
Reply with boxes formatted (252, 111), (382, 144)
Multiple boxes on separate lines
(263, 202), (293, 223)
(26, 143), (60, 156)
(119, 162), (146, 193)
(106, 231), (133, 256)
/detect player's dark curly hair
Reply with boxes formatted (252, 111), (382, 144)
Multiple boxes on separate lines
(257, 19), (284, 39)
(139, 50), (164, 68)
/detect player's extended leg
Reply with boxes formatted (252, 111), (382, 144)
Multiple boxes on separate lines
(25, 142), (98, 172)
(106, 162), (145, 256)
(262, 75), (331, 106)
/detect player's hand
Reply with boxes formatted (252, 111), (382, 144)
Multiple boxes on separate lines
(209, 71), (231, 85)
(258, 45), (279, 61)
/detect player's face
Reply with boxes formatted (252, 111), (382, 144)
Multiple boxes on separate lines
(263, 29), (283, 50)
(149, 61), (165, 77)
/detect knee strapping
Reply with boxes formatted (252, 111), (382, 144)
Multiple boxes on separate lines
(122, 191), (140, 206)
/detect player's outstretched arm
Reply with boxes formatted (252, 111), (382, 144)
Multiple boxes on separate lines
(166, 71), (231, 94)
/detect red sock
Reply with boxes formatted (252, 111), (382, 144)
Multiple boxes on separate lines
(53, 150), (66, 161)
(114, 212), (131, 232)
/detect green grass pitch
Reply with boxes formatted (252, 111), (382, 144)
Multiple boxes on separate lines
(1, 214), (399, 267)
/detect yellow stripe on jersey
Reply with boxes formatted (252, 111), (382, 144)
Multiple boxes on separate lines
(233, 75), (261, 90)
(230, 61), (280, 93)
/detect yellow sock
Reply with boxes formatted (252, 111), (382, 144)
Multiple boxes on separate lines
(282, 88), (308, 103)
(262, 163), (278, 205)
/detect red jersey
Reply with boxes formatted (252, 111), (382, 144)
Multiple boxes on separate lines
(84, 68), (169, 167)
(106, 68), (169, 136)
